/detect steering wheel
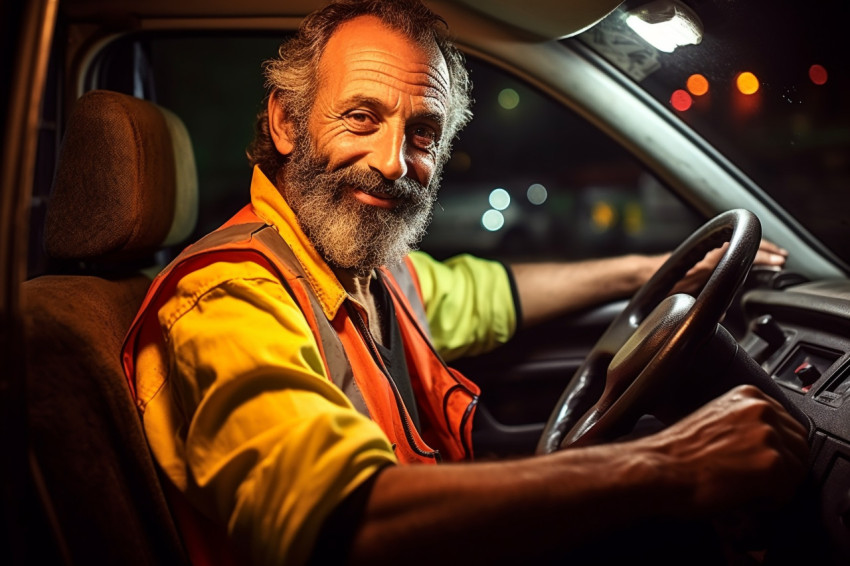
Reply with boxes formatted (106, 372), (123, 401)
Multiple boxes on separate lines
(536, 209), (762, 453)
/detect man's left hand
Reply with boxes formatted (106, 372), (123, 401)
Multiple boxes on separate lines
(670, 239), (788, 296)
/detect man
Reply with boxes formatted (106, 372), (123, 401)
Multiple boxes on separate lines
(122, 1), (807, 564)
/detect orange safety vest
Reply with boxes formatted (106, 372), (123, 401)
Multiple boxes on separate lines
(123, 204), (480, 465)
(122, 205), (481, 564)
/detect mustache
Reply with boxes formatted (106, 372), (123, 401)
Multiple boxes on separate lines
(320, 164), (431, 204)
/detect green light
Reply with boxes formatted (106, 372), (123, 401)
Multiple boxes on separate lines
(498, 88), (520, 110)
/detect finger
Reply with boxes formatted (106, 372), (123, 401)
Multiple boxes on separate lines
(758, 239), (788, 257)
(695, 247), (724, 270)
(733, 386), (803, 428)
(755, 240), (788, 266)
(725, 386), (808, 437)
(733, 386), (810, 459)
(767, 406), (810, 460)
(771, 408), (810, 456)
(754, 249), (787, 267)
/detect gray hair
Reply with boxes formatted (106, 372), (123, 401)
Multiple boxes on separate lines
(246, 0), (473, 178)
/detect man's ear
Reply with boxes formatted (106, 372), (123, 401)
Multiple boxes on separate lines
(268, 92), (295, 156)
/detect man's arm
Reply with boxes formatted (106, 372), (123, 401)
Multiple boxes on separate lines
(511, 253), (660, 328)
(512, 239), (788, 328)
(339, 385), (808, 565)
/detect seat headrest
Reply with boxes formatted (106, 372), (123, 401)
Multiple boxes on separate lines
(45, 90), (198, 264)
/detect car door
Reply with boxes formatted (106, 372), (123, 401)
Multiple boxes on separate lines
(1, 0), (58, 559)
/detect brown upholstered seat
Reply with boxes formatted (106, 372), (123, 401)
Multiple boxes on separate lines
(22, 90), (197, 564)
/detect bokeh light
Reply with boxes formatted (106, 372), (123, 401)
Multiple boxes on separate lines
(686, 74), (709, 96)
(498, 88), (520, 110)
(670, 89), (693, 111)
(736, 71), (760, 95)
(809, 64), (828, 85)
(591, 201), (616, 231)
(527, 183), (548, 205)
(482, 209), (505, 231)
(489, 188), (511, 210)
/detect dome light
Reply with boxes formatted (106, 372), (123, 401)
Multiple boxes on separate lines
(626, 0), (703, 53)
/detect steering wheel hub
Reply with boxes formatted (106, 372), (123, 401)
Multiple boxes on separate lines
(608, 293), (695, 384)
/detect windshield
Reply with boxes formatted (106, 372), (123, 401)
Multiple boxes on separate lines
(569, 0), (850, 267)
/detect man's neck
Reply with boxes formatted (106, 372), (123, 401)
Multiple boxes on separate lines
(333, 266), (386, 346)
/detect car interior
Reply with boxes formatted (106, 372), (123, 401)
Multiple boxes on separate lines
(3, 0), (849, 564)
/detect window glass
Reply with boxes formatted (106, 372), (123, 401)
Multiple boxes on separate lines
(571, 0), (850, 266)
(426, 57), (702, 262)
(92, 35), (702, 262)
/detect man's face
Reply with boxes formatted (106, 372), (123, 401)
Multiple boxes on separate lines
(280, 15), (452, 274)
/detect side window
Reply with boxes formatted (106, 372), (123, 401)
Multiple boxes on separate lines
(423, 57), (703, 262)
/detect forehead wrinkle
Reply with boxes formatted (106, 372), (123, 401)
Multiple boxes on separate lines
(345, 67), (448, 103)
(347, 49), (450, 93)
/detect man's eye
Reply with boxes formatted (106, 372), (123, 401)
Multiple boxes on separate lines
(345, 112), (375, 131)
(411, 126), (437, 150)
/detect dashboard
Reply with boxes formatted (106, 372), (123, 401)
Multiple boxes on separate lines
(741, 277), (850, 563)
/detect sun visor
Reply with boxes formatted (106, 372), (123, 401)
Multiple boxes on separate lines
(452, 0), (624, 39)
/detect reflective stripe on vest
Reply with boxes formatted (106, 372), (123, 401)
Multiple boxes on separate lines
(123, 204), (480, 466)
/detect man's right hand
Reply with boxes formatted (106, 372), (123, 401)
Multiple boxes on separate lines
(637, 384), (810, 518)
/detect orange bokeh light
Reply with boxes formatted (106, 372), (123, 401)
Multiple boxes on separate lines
(686, 74), (709, 96)
(736, 71), (760, 95)
(670, 89), (692, 111)
(809, 64), (828, 85)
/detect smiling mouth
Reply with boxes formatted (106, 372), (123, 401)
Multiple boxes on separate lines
(351, 187), (402, 209)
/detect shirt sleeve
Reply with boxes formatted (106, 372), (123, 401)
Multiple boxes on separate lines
(407, 251), (518, 362)
(153, 260), (396, 566)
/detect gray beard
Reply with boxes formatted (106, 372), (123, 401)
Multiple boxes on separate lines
(280, 136), (440, 276)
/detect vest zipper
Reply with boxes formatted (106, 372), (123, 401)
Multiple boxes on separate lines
(347, 304), (440, 461)
(381, 276), (479, 459)
(443, 384), (478, 459)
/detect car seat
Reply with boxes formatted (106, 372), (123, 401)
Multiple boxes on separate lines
(21, 89), (197, 564)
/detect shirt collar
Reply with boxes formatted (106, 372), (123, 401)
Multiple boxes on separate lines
(249, 165), (347, 320)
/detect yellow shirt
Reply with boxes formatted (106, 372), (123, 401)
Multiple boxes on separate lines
(133, 167), (516, 565)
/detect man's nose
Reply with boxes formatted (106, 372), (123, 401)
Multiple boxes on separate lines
(367, 127), (408, 181)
